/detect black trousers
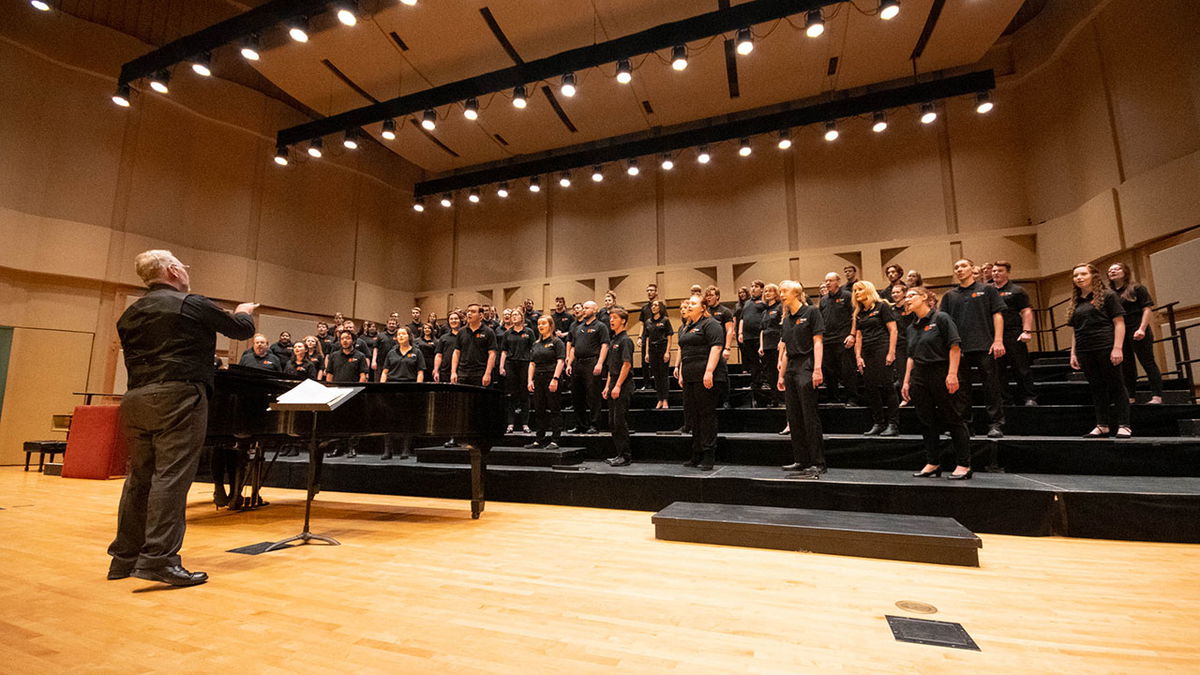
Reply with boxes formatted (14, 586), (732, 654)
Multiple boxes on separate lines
(743, 339), (769, 405)
(996, 336), (1037, 404)
(909, 362), (972, 467)
(1079, 349), (1131, 427)
(783, 359), (825, 467)
(1122, 331), (1164, 398)
(860, 343), (899, 426)
(504, 360), (531, 427)
(109, 381), (208, 571)
(531, 370), (562, 443)
(571, 356), (604, 428)
(608, 387), (632, 460)
(956, 351), (1006, 429)
(682, 379), (719, 464)
(822, 338), (858, 403)
(646, 343), (670, 401)
(761, 347), (783, 406)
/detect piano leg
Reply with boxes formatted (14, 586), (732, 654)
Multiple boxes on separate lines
(467, 444), (488, 519)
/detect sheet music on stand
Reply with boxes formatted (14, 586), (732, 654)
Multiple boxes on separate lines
(269, 378), (362, 412)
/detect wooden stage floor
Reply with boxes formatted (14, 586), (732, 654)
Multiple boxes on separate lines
(1, 467), (1198, 673)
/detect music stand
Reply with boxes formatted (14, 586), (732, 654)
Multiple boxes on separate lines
(264, 380), (363, 552)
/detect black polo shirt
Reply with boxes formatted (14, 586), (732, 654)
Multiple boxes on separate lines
(895, 308), (914, 350)
(357, 334), (382, 361)
(709, 303), (735, 334)
(524, 310), (541, 329)
(607, 331), (635, 381)
(455, 324), (497, 375)
(238, 351), (281, 373)
(678, 316), (727, 383)
(819, 286), (854, 339)
(1111, 285), (1153, 325)
(1070, 292), (1125, 352)
(570, 319), (609, 359)
(739, 300), (766, 342)
(552, 310), (574, 335)
(638, 302), (655, 327)
(642, 315), (673, 346)
(407, 322), (423, 341)
(377, 330), (398, 363)
(269, 340), (293, 364)
(907, 311), (961, 365)
(435, 331), (459, 377)
(940, 282), (1006, 353)
(781, 304), (824, 359)
(855, 301), (897, 350)
(319, 335), (337, 358)
(281, 358), (318, 380)
(327, 349), (369, 382)
(415, 338), (435, 370)
(382, 346), (425, 382)
(503, 326), (535, 361)
(760, 301), (784, 348)
(596, 306), (611, 327)
(531, 336), (566, 374)
(995, 282), (1031, 338)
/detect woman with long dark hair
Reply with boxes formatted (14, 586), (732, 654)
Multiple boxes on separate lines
(1107, 262), (1163, 405)
(642, 300), (673, 409)
(852, 281), (899, 436)
(1070, 263), (1131, 438)
(890, 283), (911, 403)
(417, 323), (437, 381)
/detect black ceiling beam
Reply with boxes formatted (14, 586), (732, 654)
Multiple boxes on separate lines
(413, 70), (996, 198)
(276, 0), (834, 147)
(117, 0), (335, 85)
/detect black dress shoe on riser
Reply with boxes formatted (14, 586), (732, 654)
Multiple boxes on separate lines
(946, 470), (974, 480)
(107, 569), (131, 580)
(781, 463), (805, 471)
(912, 468), (943, 478)
(879, 425), (900, 437)
(863, 424), (885, 436)
(131, 565), (208, 587)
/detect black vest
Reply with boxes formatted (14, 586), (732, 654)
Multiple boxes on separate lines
(118, 287), (219, 390)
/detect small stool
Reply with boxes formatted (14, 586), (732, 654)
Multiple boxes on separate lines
(23, 441), (67, 472)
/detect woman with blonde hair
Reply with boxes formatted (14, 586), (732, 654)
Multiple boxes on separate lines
(758, 283), (785, 409)
(1070, 263), (1131, 437)
(852, 281), (899, 436)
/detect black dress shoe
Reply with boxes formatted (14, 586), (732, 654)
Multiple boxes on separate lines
(912, 467), (942, 478)
(802, 464), (828, 475)
(609, 457), (632, 467)
(544, 441), (560, 450)
(863, 424), (885, 436)
(585, 427), (599, 435)
(107, 565), (131, 580)
(380, 453), (393, 461)
(785, 470), (820, 480)
(946, 469), (974, 480)
(131, 565), (208, 587)
(524, 442), (542, 449)
(879, 423), (900, 437)
(346, 449), (357, 458)
(986, 426), (1004, 439)
(781, 462), (805, 471)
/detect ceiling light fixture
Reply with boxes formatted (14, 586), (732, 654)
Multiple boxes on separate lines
(274, 147), (289, 166)
(497, 183), (510, 198)
(879, 0), (901, 21)
(872, 111), (888, 133)
(920, 102), (937, 124)
(805, 10), (825, 38)
(335, 4), (357, 26)
(400, 0), (417, 6)
(529, 176), (541, 192)
(440, 193), (453, 208)
(468, 187), (481, 203)
(421, 109), (437, 130)
(112, 84), (132, 107)
(464, 97), (479, 120)
(671, 45), (688, 71)
(381, 118), (397, 140)
(307, 138), (323, 158)
(559, 171), (572, 188)
(660, 154), (674, 170)
(824, 120), (839, 141)
(777, 130), (792, 150)
(149, 70), (170, 94)
(240, 35), (261, 61)
(342, 130), (358, 150)
(975, 91), (994, 114)
(697, 145), (711, 164)
(31, 1), (51, 11)
(561, 72), (577, 98)
(626, 158), (640, 176)
(591, 165), (604, 182)
(738, 138), (752, 156)
(288, 17), (309, 43)
(616, 59), (633, 84)
(735, 28), (754, 56)
(190, 52), (212, 77)
(512, 85), (528, 109)
(412, 197), (425, 212)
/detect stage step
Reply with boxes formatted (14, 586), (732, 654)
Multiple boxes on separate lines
(1181, 420), (1200, 437)
(415, 445), (585, 467)
(652, 501), (982, 566)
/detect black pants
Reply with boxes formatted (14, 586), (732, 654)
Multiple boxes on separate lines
(996, 336), (1037, 404)
(571, 356), (603, 429)
(761, 347), (783, 406)
(956, 351), (1006, 429)
(783, 359), (824, 467)
(1078, 349), (1131, 427)
(822, 338), (858, 403)
(608, 387), (632, 460)
(504, 360), (530, 427)
(531, 370), (562, 443)
(459, 371), (485, 387)
(742, 339), (767, 405)
(1122, 331), (1164, 398)
(910, 362), (971, 467)
(682, 379), (719, 465)
(647, 343), (670, 402)
(860, 343), (899, 426)
(109, 381), (208, 571)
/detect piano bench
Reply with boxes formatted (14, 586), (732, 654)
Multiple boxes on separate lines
(24, 441), (67, 473)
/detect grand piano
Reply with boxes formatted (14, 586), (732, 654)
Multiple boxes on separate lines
(207, 366), (506, 518)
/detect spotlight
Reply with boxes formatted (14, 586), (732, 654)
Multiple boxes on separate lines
(31, 1), (51, 11)
(737, 138), (753, 157)
(274, 147), (289, 166)
(190, 52), (212, 77)
(497, 183), (510, 198)
(307, 138), (323, 158)
(872, 111), (888, 133)
(591, 165), (604, 182)
(412, 197), (425, 212)
(512, 85), (527, 109)
(824, 120), (839, 142)
(616, 59), (633, 84)
(735, 28), (754, 56)
(343, 130), (358, 150)
(335, 4), (357, 26)
(627, 158), (640, 176)
(288, 17), (309, 43)
(805, 10), (825, 38)
(671, 45), (688, 71)
(111, 83), (132, 108)
(464, 97), (479, 120)
(468, 187), (481, 203)
(697, 146), (711, 164)
(559, 172), (572, 188)
(240, 36), (261, 61)
(529, 176), (541, 192)
(381, 118), (397, 140)
(660, 154), (675, 171)
(440, 194), (453, 208)
(560, 72), (577, 98)
(920, 102), (937, 124)
(421, 109), (437, 130)
(777, 130), (792, 150)
(975, 91), (994, 114)
(149, 70), (170, 94)
(400, 0), (417, 5)
(879, 0), (900, 21)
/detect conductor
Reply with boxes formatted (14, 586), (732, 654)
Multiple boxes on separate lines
(108, 250), (257, 586)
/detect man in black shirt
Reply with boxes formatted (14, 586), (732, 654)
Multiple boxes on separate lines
(819, 272), (858, 405)
(452, 303), (498, 387)
(522, 298), (541, 330)
(939, 258), (1008, 437)
(358, 321), (384, 381)
(566, 300), (610, 433)
(738, 280), (767, 406)
(325, 329), (369, 457)
(843, 265), (859, 288)
(636, 283), (661, 390)
(881, 264), (905, 300)
(602, 308), (636, 466)
(110, 250), (257, 586)
(991, 261), (1038, 406)
(551, 296), (573, 339)
(239, 334), (282, 372)
(704, 286), (736, 407)
(269, 331), (293, 363)
(316, 322), (336, 361)
(407, 307), (423, 342)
